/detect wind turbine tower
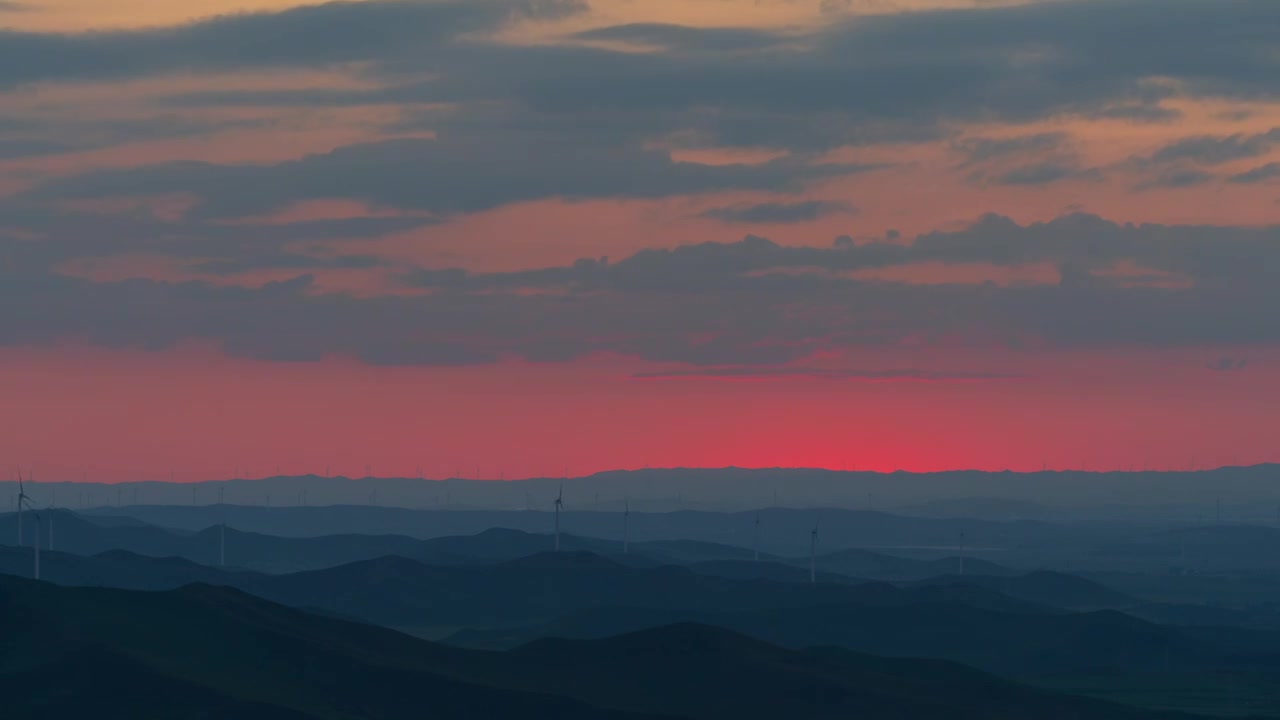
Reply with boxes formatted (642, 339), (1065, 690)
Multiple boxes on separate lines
(16, 469), (32, 547)
(16, 488), (41, 580)
(33, 513), (41, 580)
(554, 483), (565, 552)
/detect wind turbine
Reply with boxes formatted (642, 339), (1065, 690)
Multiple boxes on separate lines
(16, 468), (34, 547)
(809, 516), (820, 585)
(30, 510), (42, 581)
(554, 483), (565, 552)
(16, 488), (41, 580)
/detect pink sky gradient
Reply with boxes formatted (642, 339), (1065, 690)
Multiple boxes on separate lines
(2, 0), (1278, 480)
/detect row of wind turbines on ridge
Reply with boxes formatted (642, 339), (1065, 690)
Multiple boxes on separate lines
(11, 477), (972, 587)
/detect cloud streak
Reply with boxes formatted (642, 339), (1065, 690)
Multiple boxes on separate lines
(631, 368), (1024, 383)
(699, 200), (856, 224)
(23, 138), (883, 220)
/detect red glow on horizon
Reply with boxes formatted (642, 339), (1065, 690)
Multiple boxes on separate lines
(0, 344), (1275, 484)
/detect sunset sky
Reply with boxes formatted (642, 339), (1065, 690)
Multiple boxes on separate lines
(2, 0), (1279, 482)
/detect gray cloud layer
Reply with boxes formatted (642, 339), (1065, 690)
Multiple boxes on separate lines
(9, 0), (1279, 151)
(4, 215), (1278, 367)
(22, 138), (881, 221)
(0, 0), (585, 87)
(2, 0), (1279, 367)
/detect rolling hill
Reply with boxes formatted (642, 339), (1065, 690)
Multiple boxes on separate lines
(0, 575), (1206, 720)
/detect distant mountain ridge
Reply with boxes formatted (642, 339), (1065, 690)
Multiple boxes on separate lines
(6, 465), (1279, 519)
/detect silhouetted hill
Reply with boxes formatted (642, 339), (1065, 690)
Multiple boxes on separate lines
(894, 496), (1063, 521)
(910, 571), (1137, 612)
(805, 547), (1015, 580)
(235, 551), (1049, 632)
(686, 559), (858, 584)
(0, 513), (777, 573)
(447, 600), (1280, 680)
(0, 544), (240, 590)
(0, 576), (1207, 720)
(0, 647), (317, 719)
(499, 550), (625, 570)
(1125, 601), (1280, 632)
(1098, 526), (1280, 573)
(0, 575), (669, 720)
(80, 504), (1095, 558)
(0, 509), (192, 558)
(500, 624), (1183, 720)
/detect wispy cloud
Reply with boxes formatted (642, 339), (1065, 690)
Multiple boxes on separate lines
(1134, 168), (1215, 190)
(1207, 356), (1248, 372)
(1228, 162), (1280, 184)
(1139, 129), (1280, 167)
(699, 200), (856, 224)
(631, 368), (1024, 382)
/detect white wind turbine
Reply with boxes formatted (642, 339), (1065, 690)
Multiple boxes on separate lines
(554, 482), (565, 552)
(17, 487), (41, 580)
(16, 469), (32, 548)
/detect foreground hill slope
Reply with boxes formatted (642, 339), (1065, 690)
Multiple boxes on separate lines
(0, 575), (1205, 720)
(0, 575), (667, 720)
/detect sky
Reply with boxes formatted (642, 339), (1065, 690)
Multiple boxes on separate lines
(2, 0), (1279, 482)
